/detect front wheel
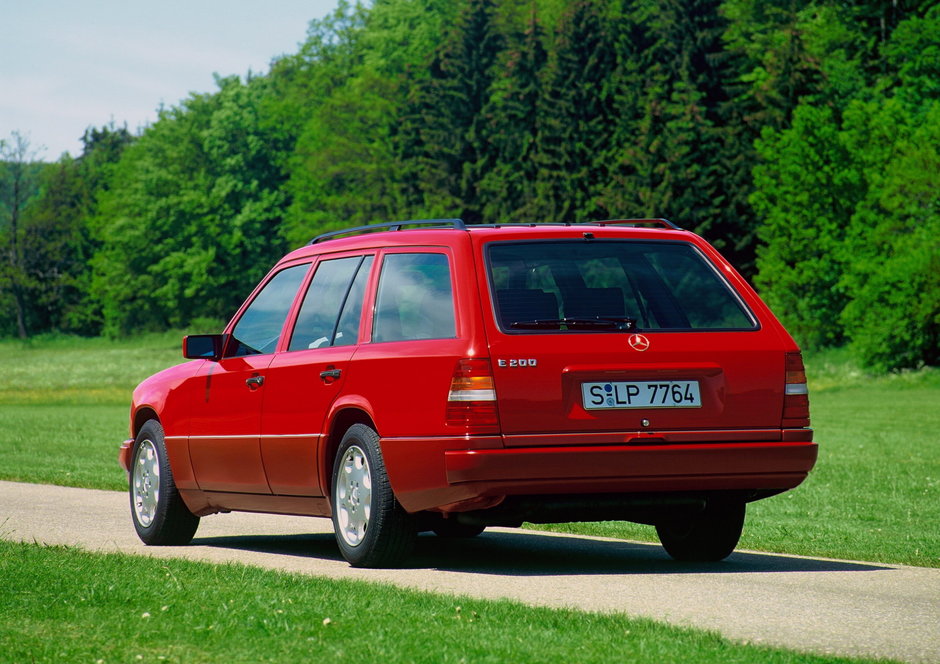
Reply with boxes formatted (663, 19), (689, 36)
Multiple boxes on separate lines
(331, 424), (415, 568)
(656, 502), (745, 562)
(130, 420), (199, 545)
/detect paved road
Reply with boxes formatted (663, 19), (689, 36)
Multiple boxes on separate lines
(2, 480), (938, 663)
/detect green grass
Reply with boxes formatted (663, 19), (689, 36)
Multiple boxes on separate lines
(0, 331), (188, 405)
(0, 336), (938, 566)
(0, 539), (885, 664)
(0, 332), (189, 491)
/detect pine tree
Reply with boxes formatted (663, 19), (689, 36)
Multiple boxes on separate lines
(394, 0), (504, 222)
(533, 0), (617, 221)
(604, 0), (759, 271)
(480, 3), (547, 221)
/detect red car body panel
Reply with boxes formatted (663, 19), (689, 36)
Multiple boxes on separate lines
(121, 223), (817, 527)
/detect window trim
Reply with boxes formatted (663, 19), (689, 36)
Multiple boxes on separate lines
(370, 248), (459, 344)
(222, 260), (313, 358)
(278, 250), (379, 353)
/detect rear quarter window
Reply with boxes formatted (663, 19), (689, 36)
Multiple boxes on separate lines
(487, 240), (755, 332)
(373, 252), (456, 342)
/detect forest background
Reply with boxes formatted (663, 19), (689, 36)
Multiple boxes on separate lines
(1, 0), (937, 372)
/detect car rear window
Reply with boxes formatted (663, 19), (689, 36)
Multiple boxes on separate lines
(487, 241), (756, 332)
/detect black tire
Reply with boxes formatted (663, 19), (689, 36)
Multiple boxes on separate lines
(129, 419), (199, 545)
(331, 424), (415, 568)
(432, 520), (486, 539)
(655, 502), (745, 562)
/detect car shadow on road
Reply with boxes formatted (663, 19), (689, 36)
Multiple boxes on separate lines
(192, 527), (892, 576)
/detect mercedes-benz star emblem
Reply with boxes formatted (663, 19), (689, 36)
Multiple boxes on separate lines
(628, 333), (651, 352)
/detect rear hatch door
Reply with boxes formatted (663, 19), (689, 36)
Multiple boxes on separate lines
(480, 237), (786, 443)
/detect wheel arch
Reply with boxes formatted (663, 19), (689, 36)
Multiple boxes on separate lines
(133, 407), (160, 438)
(320, 406), (378, 502)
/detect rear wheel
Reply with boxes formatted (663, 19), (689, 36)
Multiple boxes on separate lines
(331, 424), (415, 567)
(130, 420), (199, 545)
(656, 502), (745, 562)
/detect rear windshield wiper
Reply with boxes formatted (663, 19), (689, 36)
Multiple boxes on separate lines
(509, 317), (637, 331)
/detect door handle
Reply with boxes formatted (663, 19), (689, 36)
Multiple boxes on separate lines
(320, 368), (342, 380)
(246, 374), (264, 388)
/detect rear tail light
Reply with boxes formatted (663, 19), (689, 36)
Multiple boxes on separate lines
(446, 358), (499, 434)
(783, 352), (810, 427)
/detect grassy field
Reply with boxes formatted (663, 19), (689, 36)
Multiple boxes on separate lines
(0, 332), (185, 491)
(0, 335), (932, 663)
(0, 335), (938, 566)
(0, 539), (887, 664)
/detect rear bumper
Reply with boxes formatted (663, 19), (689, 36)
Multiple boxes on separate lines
(382, 435), (817, 513)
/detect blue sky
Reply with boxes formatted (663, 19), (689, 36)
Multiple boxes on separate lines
(1, 1), (339, 160)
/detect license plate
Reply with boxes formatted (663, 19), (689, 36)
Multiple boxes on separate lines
(582, 381), (701, 410)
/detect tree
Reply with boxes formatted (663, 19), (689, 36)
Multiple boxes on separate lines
(91, 76), (291, 335)
(532, 0), (617, 222)
(720, 0), (827, 131)
(601, 0), (760, 267)
(395, 0), (505, 222)
(0, 131), (44, 338)
(751, 104), (865, 349)
(837, 101), (940, 371)
(479, 4), (548, 221)
(278, 0), (459, 245)
(751, 5), (940, 367)
(282, 72), (404, 247)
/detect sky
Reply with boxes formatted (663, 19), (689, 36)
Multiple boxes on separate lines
(1, 0), (340, 160)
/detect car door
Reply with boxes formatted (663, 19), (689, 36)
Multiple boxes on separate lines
(259, 254), (375, 496)
(188, 262), (310, 494)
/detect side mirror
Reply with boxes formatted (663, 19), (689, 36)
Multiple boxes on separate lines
(183, 334), (224, 360)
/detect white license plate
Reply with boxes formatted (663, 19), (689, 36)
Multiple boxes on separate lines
(582, 381), (701, 410)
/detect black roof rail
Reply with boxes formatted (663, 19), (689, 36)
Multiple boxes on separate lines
(309, 218), (467, 245)
(582, 218), (683, 230)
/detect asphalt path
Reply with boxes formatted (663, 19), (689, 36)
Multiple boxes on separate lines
(2, 480), (938, 663)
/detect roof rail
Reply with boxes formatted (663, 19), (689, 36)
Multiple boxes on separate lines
(583, 218), (682, 230)
(309, 218), (467, 245)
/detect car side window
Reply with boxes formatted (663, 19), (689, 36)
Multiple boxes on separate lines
(227, 263), (309, 357)
(288, 255), (373, 351)
(373, 253), (455, 342)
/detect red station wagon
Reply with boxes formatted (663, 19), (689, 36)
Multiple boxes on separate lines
(119, 219), (817, 567)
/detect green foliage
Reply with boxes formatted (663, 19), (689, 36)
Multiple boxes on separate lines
(282, 73), (404, 247)
(752, 3), (940, 369)
(396, 0), (505, 222)
(3, 0), (938, 371)
(478, 5), (547, 220)
(91, 76), (289, 335)
(533, 0), (617, 222)
(751, 104), (863, 349)
(605, 0), (756, 265)
(838, 102), (940, 371)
